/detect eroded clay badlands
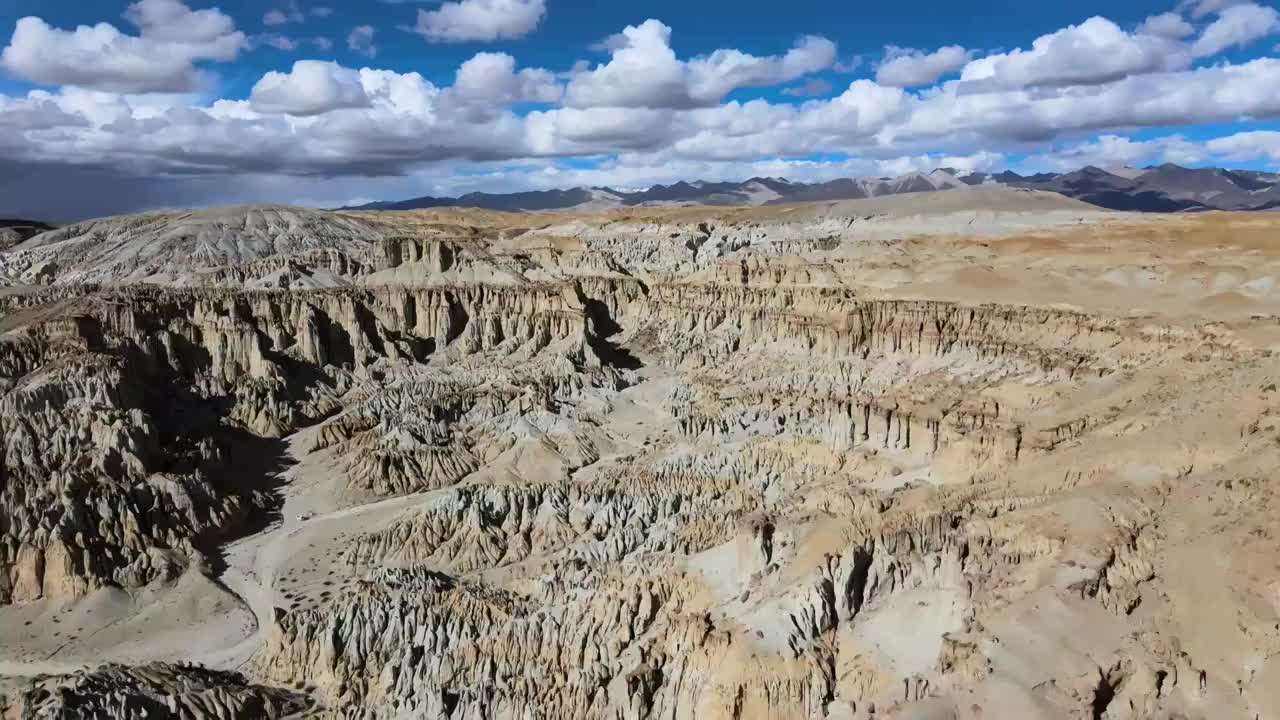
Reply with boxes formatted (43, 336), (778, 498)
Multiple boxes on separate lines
(1, 189), (1279, 719)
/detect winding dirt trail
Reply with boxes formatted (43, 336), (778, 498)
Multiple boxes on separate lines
(0, 362), (674, 683)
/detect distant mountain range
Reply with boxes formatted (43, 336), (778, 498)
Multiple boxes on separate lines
(350, 164), (1280, 214)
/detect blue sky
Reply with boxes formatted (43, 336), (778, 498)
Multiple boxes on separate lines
(0, 0), (1212, 97)
(0, 0), (1279, 218)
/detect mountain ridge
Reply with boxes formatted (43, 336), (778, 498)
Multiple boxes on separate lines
(348, 164), (1280, 214)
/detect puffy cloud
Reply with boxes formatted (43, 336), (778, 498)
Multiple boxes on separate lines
(669, 101), (808, 160)
(1, 0), (246, 93)
(348, 25), (377, 57)
(1205, 131), (1280, 161)
(876, 45), (971, 87)
(564, 20), (835, 109)
(250, 61), (371, 116)
(687, 35), (836, 98)
(8, 50), (1280, 189)
(0, 65), (520, 181)
(1138, 12), (1195, 39)
(121, 0), (237, 45)
(797, 80), (909, 142)
(312, 37), (334, 50)
(562, 21), (688, 108)
(1191, 2), (1280, 58)
(524, 106), (675, 155)
(902, 58), (1280, 145)
(0, 92), (92, 135)
(7, 47), (1280, 185)
(5, 5), (1280, 221)
(414, 0), (546, 43)
(452, 52), (561, 105)
(959, 17), (1188, 90)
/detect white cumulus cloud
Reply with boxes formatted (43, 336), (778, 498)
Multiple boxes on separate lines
(452, 52), (561, 105)
(1191, 2), (1280, 58)
(876, 45), (972, 87)
(1206, 130), (1280, 161)
(960, 17), (1189, 90)
(250, 60), (371, 116)
(564, 20), (835, 109)
(3, 4), (1280, 220)
(1, 0), (245, 93)
(414, 0), (546, 43)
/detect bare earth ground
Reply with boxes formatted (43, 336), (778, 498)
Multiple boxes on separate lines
(1, 188), (1279, 718)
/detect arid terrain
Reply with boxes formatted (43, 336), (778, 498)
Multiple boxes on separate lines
(1, 187), (1279, 719)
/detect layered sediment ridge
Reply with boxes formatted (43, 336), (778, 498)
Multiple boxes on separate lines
(3, 201), (1280, 719)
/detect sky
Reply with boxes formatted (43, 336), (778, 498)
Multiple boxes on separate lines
(1, 0), (1279, 220)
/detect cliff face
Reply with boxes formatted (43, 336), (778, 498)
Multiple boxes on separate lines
(3, 203), (1280, 720)
(0, 282), (603, 605)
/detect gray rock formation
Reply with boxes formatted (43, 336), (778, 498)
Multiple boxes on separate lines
(1, 664), (308, 719)
(1, 194), (1279, 719)
(0, 221), (54, 252)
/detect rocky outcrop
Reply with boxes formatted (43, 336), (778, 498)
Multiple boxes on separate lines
(0, 220), (54, 253)
(3, 203), (1279, 720)
(0, 282), (612, 604)
(1, 663), (308, 719)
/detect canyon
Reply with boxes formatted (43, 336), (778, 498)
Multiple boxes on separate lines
(0, 188), (1279, 719)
